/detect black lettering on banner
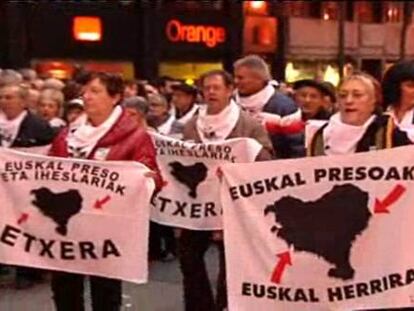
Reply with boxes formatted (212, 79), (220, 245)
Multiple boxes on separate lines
(406, 269), (414, 284)
(102, 239), (121, 258)
(327, 287), (343, 302)
(267, 286), (277, 299)
(61, 241), (75, 260)
(293, 289), (308, 302)
(229, 187), (239, 200)
(253, 284), (265, 298)
(403, 166), (414, 179)
(355, 282), (369, 297)
(278, 287), (292, 301)
(22, 233), (37, 252)
(343, 284), (355, 299)
(79, 241), (98, 259)
(370, 279), (383, 294)
(173, 201), (186, 216)
(0, 225), (21, 246)
(385, 167), (401, 180)
(158, 196), (172, 212)
(204, 202), (216, 217)
(355, 167), (367, 180)
(389, 273), (404, 288)
(314, 169), (326, 183)
(329, 168), (341, 181)
(115, 185), (125, 195)
(39, 239), (55, 258)
(191, 203), (202, 218)
(368, 167), (384, 180)
(241, 282), (251, 296)
(264, 177), (279, 192)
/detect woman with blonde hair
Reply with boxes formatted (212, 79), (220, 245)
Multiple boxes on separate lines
(308, 72), (409, 156)
(38, 88), (66, 128)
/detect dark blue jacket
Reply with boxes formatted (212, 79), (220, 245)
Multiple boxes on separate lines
(263, 92), (303, 158)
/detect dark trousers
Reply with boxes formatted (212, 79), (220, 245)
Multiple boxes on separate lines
(178, 230), (227, 311)
(149, 222), (176, 259)
(51, 272), (122, 311)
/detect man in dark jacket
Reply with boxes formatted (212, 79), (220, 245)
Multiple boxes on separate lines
(233, 54), (301, 158)
(0, 82), (56, 288)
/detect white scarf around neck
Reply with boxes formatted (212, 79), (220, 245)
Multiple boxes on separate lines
(67, 105), (122, 159)
(388, 108), (414, 142)
(174, 104), (199, 125)
(157, 114), (176, 135)
(323, 112), (376, 155)
(0, 110), (28, 147)
(196, 99), (240, 142)
(235, 83), (275, 115)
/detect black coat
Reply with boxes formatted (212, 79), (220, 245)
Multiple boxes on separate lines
(10, 112), (57, 148)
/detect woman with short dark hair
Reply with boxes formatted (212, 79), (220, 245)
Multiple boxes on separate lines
(49, 72), (162, 311)
(382, 60), (414, 142)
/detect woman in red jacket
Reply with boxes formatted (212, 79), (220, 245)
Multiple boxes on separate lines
(49, 72), (162, 311)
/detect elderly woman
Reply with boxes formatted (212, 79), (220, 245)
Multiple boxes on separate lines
(308, 72), (408, 156)
(49, 72), (162, 311)
(38, 88), (66, 128)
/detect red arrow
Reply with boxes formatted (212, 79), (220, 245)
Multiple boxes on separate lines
(94, 195), (111, 209)
(17, 213), (29, 225)
(270, 251), (292, 284)
(374, 184), (406, 214)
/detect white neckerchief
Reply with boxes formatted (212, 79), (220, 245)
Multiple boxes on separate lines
(49, 117), (66, 128)
(388, 108), (414, 142)
(323, 112), (376, 155)
(174, 104), (199, 125)
(157, 114), (176, 135)
(234, 83), (275, 115)
(67, 105), (122, 159)
(196, 99), (240, 142)
(0, 110), (28, 147)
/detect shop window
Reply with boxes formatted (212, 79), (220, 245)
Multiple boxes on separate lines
(383, 1), (402, 22)
(321, 1), (338, 20)
(355, 1), (382, 23)
(285, 61), (340, 86)
(159, 61), (222, 82)
(282, 1), (311, 18)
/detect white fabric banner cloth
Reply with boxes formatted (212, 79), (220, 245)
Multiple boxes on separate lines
(150, 132), (262, 230)
(220, 146), (414, 310)
(0, 148), (155, 284)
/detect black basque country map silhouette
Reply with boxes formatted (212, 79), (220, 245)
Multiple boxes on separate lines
(31, 187), (83, 236)
(168, 161), (208, 198)
(265, 184), (371, 280)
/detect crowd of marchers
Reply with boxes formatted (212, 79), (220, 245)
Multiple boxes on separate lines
(1, 54), (414, 311)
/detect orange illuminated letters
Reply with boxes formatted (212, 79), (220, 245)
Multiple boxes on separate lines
(166, 19), (226, 48)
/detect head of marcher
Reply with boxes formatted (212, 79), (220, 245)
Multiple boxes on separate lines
(200, 69), (233, 115)
(81, 72), (123, 126)
(64, 98), (84, 124)
(123, 96), (149, 127)
(382, 60), (414, 119)
(171, 82), (197, 116)
(234, 55), (271, 96)
(147, 93), (170, 127)
(293, 79), (334, 120)
(337, 72), (381, 126)
(38, 88), (64, 122)
(0, 83), (28, 120)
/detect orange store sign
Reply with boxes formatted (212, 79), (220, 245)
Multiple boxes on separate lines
(166, 19), (226, 48)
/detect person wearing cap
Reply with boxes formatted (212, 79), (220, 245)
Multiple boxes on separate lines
(63, 98), (85, 124)
(293, 79), (334, 121)
(170, 82), (199, 137)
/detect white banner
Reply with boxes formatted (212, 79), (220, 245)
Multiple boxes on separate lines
(0, 148), (155, 284)
(150, 132), (262, 230)
(220, 146), (414, 310)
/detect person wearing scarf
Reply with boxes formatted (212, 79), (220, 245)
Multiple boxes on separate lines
(48, 72), (162, 311)
(382, 60), (414, 144)
(0, 82), (55, 289)
(233, 54), (301, 158)
(178, 69), (273, 311)
(308, 72), (408, 156)
(169, 82), (200, 138)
